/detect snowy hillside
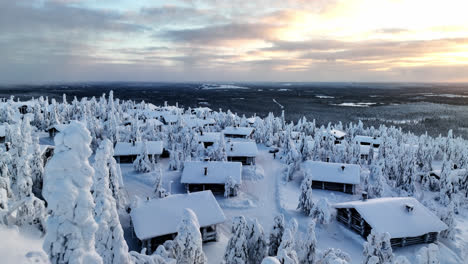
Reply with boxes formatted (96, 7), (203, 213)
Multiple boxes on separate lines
(0, 93), (466, 264)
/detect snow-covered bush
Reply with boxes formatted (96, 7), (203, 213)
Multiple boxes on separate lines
(416, 243), (440, 264)
(224, 176), (239, 198)
(134, 141), (155, 173)
(316, 248), (351, 264)
(310, 197), (331, 225)
(153, 165), (169, 198)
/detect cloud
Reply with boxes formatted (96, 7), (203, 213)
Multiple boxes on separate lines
(157, 23), (276, 45)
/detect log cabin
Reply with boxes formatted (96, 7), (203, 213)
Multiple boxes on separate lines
(113, 141), (163, 163)
(130, 191), (226, 253)
(226, 141), (258, 165)
(302, 161), (360, 194)
(333, 197), (447, 248)
(181, 161), (242, 196)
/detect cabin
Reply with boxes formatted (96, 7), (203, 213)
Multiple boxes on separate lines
(198, 132), (221, 148)
(334, 197), (448, 248)
(181, 161), (242, 196)
(302, 161), (360, 194)
(0, 125), (5, 143)
(226, 141), (258, 165)
(223, 126), (254, 139)
(182, 116), (216, 129)
(114, 141), (163, 163)
(355, 135), (381, 148)
(160, 113), (179, 125)
(130, 191), (226, 253)
(47, 124), (69, 138)
(330, 129), (346, 144)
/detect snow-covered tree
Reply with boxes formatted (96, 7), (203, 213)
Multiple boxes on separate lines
(153, 164), (169, 198)
(224, 216), (249, 264)
(394, 256), (411, 264)
(31, 137), (45, 199)
(416, 243), (440, 264)
(93, 139), (131, 264)
(300, 220), (317, 264)
(134, 141), (154, 173)
(224, 176), (239, 198)
(310, 197), (331, 225)
(316, 248), (351, 264)
(106, 143), (129, 211)
(297, 174), (314, 216)
(367, 159), (385, 198)
(246, 218), (267, 264)
(276, 229), (299, 264)
(269, 214), (285, 256)
(362, 231), (393, 264)
(42, 121), (103, 264)
(173, 208), (207, 264)
(261, 257), (281, 264)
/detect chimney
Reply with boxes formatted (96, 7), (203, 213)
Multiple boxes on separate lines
(341, 165), (345, 171)
(362, 192), (368, 201)
(201, 130), (204, 135)
(204, 167), (208, 176)
(405, 203), (414, 212)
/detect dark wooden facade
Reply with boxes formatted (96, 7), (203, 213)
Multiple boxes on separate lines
(185, 183), (238, 196)
(312, 180), (355, 194)
(227, 156), (255, 165)
(115, 154), (160, 163)
(139, 225), (218, 253)
(336, 208), (439, 248)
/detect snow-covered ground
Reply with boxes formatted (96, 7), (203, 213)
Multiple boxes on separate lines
(118, 145), (467, 263)
(0, 226), (48, 264)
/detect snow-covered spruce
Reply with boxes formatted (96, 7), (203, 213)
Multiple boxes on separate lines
(268, 214), (285, 257)
(297, 174), (314, 216)
(300, 220), (317, 264)
(224, 216), (249, 264)
(316, 248), (351, 264)
(416, 243), (440, 264)
(42, 121), (103, 264)
(309, 197), (331, 226)
(362, 230), (393, 264)
(133, 141), (155, 173)
(153, 164), (169, 198)
(246, 218), (267, 264)
(173, 208), (207, 264)
(93, 139), (132, 264)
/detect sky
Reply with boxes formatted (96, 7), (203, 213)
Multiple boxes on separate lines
(1, 0), (468, 83)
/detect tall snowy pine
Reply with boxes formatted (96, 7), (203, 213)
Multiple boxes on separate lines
(93, 139), (131, 264)
(42, 121), (103, 264)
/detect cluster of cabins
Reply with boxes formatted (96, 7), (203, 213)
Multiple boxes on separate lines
(44, 108), (448, 251)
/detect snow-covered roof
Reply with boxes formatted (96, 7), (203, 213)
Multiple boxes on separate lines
(333, 197), (448, 239)
(198, 132), (221, 143)
(114, 141), (163, 156)
(302, 161), (360, 185)
(226, 141), (258, 157)
(131, 191), (226, 240)
(430, 169), (466, 182)
(330, 129), (346, 139)
(142, 119), (163, 127)
(355, 135), (381, 145)
(48, 124), (69, 132)
(223, 126), (254, 137)
(182, 117), (215, 128)
(0, 125), (5, 137)
(246, 117), (256, 124)
(360, 145), (371, 155)
(160, 113), (179, 124)
(181, 161), (242, 185)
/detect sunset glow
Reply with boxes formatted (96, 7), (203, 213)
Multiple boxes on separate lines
(1, 0), (468, 83)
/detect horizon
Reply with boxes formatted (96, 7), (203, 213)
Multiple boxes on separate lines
(1, 0), (468, 83)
